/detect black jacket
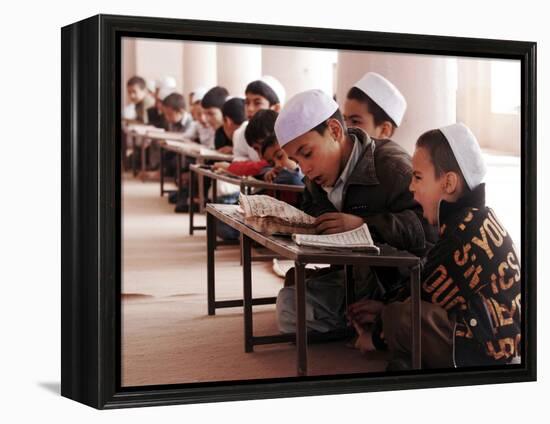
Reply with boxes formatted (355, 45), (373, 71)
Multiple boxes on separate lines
(302, 127), (437, 255)
(421, 184), (521, 366)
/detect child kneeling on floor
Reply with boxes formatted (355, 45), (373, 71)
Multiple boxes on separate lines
(348, 123), (521, 369)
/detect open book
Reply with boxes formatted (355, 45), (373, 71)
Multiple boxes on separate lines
(239, 194), (316, 235)
(293, 224), (380, 253)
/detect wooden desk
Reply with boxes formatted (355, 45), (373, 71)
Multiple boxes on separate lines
(189, 164), (304, 235)
(158, 139), (233, 200)
(205, 204), (422, 376)
(123, 125), (162, 176)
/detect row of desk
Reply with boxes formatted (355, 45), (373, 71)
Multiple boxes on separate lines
(123, 123), (423, 377)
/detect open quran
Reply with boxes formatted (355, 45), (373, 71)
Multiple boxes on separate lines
(292, 224), (380, 253)
(238, 194), (316, 235)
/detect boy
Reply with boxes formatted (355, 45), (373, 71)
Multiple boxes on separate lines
(162, 93), (194, 133)
(146, 75), (177, 129)
(232, 76), (286, 162)
(186, 87), (215, 149)
(343, 72), (407, 139)
(261, 134), (303, 185)
(273, 89), (436, 334)
(348, 123), (521, 368)
(125, 76), (155, 124)
(215, 97), (246, 154)
(201, 86), (229, 131)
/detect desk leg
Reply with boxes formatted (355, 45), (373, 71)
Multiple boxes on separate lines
(132, 135), (137, 177)
(141, 137), (147, 175)
(160, 147), (165, 196)
(410, 264), (421, 369)
(294, 262), (308, 376)
(344, 265), (355, 306)
(345, 265), (355, 338)
(207, 212), (216, 316)
(189, 165), (195, 236)
(243, 234), (253, 352)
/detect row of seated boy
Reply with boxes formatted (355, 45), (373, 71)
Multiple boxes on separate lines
(269, 74), (520, 370)
(126, 70), (521, 371)
(124, 75), (304, 216)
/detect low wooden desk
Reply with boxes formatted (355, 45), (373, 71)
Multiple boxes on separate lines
(158, 139), (233, 200)
(189, 164), (304, 235)
(205, 204), (422, 376)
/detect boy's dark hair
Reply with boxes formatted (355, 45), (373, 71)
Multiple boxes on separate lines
(222, 98), (246, 125)
(162, 93), (186, 111)
(416, 129), (470, 191)
(347, 86), (397, 128)
(201, 86), (229, 110)
(260, 133), (279, 157)
(245, 80), (280, 106)
(127, 76), (146, 89)
(245, 109), (278, 147)
(310, 109), (346, 136)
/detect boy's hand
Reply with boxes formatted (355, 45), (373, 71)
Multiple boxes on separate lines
(217, 146), (233, 154)
(314, 213), (364, 234)
(347, 299), (384, 325)
(264, 167), (280, 183)
(212, 161), (230, 171)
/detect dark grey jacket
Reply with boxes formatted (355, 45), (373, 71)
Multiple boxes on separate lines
(302, 127), (437, 256)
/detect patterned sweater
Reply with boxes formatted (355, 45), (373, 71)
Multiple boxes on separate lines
(421, 184), (521, 366)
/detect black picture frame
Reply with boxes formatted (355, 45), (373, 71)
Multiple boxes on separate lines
(61, 14), (537, 409)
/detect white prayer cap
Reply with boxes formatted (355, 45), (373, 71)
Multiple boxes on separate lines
(260, 75), (286, 105)
(275, 89), (339, 147)
(146, 79), (157, 93)
(157, 87), (174, 101)
(157, 75), (177, 89)
(439, 123), (487, 190)
(190, 86), (208, 103)
(353, 72), (407, 126)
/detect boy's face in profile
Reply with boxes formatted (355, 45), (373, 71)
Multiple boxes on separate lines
(283, 121), (344, 188)
(343, 98), (389, 139)
(245, 93), (272, 120)
(204, 107), (224, 129)
(127, 84), (147, 104)
(222, 117), (240, 139)
(163, 107), (183, 125)
(191, 102), (206, 125)
(203, 107), (223, 130)
(263, 144), (293, 169)
(410, 146), (446, 226)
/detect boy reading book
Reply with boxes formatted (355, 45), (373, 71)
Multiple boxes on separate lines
(273, 89), (436, 334)
(348, 123), (521, 369)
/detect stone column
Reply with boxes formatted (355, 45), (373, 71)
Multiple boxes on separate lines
(216, 43), (262, 96)
(262, 46), (337, 100)
(182, 41), (217, 100)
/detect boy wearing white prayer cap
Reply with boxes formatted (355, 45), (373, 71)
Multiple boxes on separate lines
(344, 72), (406, 139)
(349, 123), (521, 369)
(274, 89), (437, 335)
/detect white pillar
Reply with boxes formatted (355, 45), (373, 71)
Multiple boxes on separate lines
(262, 47), (337, 100)
(337, 51), (457, 154)
(216, 44), (262, 97)
(121, 37), (136, 106)
(182, 42), (217, 100)
(135, 38), (184, 93)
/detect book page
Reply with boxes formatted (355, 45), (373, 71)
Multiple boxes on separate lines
(293, 224), (378, 251)
(239, 194), (315, 225)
